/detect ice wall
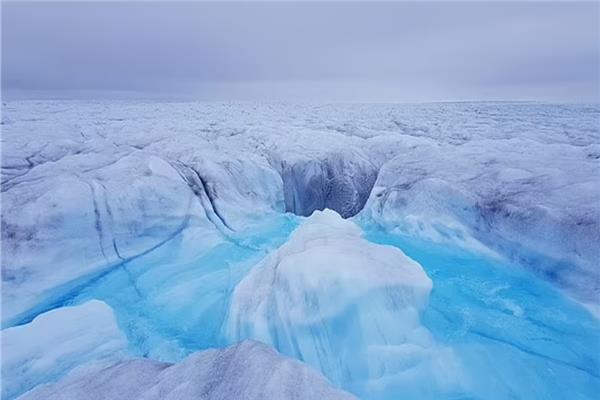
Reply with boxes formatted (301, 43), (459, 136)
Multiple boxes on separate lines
(279, 154), (377, 218)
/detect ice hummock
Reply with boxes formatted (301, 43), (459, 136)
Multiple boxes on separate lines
(227, 209), (464, 398)
(17, 340), (357, 400)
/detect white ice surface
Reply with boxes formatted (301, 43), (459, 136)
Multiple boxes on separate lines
(1, 300), (128, 399)
(17, 340), (357, 400)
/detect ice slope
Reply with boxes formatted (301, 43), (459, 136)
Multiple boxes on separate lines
(17, 340), (357, 400)
(1, 300), (128, 400)
(65, 213), (299, 362)
(227, 210), (465, 398)
(360, 130), (600, 310)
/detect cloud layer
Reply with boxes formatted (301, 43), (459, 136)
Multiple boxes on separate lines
(2, 2), (598, 101)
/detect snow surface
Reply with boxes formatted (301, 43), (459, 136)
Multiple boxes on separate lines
(1, 300), (128, 399)
(17, 340), (357, 400)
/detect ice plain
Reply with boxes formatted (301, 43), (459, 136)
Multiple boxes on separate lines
(1, 100), (599, 399)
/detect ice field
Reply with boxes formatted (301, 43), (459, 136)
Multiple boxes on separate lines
(2, 101), (599, 399)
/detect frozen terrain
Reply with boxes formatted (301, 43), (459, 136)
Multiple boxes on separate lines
(2, 101), (599, 399)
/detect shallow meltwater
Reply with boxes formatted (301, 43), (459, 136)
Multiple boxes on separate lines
(69, 214), (301, 361)
(363, 224), (600, 400)
(24, 214), (600, 400)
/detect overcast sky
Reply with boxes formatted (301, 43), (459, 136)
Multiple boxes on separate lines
(2, 1), (599, 102)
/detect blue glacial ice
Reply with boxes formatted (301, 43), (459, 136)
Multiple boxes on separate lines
(361, 224), (600, 400)
(2, 101), (599, 399)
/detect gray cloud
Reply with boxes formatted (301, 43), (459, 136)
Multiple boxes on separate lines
(2, 1), (598, 102)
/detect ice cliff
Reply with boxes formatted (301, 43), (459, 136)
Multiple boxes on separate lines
(2, 301), (128, 400)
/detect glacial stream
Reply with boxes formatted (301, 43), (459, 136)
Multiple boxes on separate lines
(20, 213), (597, 400)
(363, 224), (600, 400)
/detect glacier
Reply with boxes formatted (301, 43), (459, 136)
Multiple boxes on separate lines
(2, 100), (599, 399)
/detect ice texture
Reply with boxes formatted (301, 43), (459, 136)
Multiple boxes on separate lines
(1, 300), (128, 399)
(227, 210), (464, 397)
(17, 340), (357, 400)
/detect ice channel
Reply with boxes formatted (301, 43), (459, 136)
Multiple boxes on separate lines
(4, 210), (598, 400)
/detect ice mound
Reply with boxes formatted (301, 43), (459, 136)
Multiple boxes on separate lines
(17, 340), (357, 400)
(227, 210), (461, 397)
(2, 300), (128, 400)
